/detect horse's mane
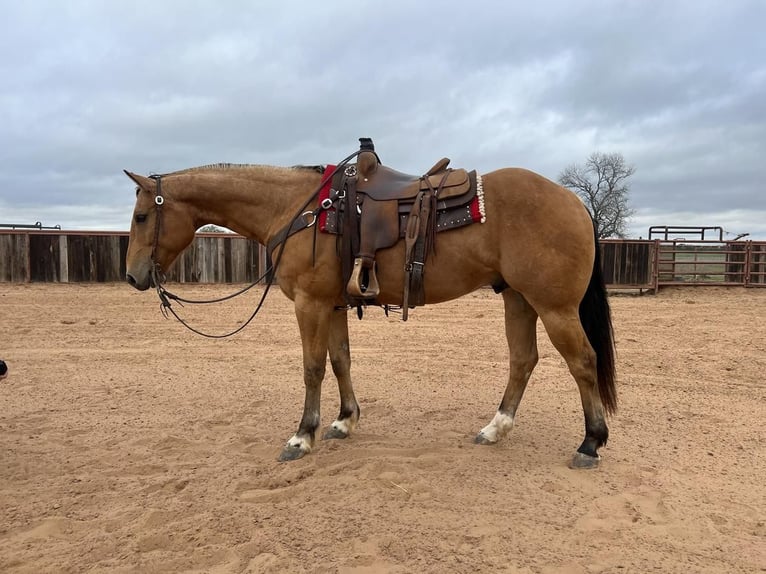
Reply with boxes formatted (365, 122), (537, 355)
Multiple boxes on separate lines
(162, 163), (325, 176)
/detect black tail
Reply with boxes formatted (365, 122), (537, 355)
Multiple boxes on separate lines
(578, 224), (617, 415)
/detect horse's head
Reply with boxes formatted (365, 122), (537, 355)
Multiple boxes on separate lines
(124, 171), (196, 291)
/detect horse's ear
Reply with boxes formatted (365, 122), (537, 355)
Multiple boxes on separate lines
(123, 170), (156, 192)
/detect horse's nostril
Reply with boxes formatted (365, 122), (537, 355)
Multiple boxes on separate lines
(126, 272), (150, 291)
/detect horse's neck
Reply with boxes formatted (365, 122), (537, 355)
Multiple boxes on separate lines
(179, 167), (320, 245)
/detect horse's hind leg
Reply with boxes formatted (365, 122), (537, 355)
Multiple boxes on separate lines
(323, 309), (360, 440)
(537, 307), (608, 469)
(475, 289), (539, 445)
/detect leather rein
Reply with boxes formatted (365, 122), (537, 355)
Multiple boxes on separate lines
(145, 151), (362, 338)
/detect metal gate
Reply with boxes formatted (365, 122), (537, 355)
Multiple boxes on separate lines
(601, 235), (766, 291)
(649, 226), (765, 287)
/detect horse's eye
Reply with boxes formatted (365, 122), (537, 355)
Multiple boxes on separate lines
(135, 214), (148, 224)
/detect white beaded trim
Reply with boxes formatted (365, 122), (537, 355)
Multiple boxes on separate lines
(477, 174), (486, 223)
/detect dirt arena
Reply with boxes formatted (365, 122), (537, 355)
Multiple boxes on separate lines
(0, 283), (764, 573)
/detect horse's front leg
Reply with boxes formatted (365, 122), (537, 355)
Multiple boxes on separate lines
(323, 309), (360, 440)
(278, 294), (333, 462)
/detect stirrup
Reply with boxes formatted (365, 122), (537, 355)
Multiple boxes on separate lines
(347, 258), (380, 299)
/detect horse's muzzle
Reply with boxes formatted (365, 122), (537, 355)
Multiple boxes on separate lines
(126, 272), (152, 291)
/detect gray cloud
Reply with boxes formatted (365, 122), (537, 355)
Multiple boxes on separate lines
(1, 0), (764, 238)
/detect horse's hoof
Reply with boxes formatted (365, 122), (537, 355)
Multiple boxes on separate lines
(278, 444), (308, 462)
(569, 452), (601, 469)
(322, 426), (349, 440)
(474, 432), (496, 446)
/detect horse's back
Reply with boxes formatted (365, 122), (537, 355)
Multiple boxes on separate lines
(483, 166), (588, 217)
(481, 166), (593, 242)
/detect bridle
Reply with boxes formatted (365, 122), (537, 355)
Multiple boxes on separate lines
(147, 173), (165, 287)
(142, 149), (364, 338)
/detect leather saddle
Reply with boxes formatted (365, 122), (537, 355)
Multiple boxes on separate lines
(340, 138), (476, 318)
(357, 158), (470, 201)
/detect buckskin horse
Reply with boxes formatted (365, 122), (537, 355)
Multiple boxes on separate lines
(124, 140), (616, 468)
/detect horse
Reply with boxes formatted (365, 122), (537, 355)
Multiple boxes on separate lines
(124, 150), (616, 469)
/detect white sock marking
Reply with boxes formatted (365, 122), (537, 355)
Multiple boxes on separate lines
(287, 434), (312, 452)
(479, 412), (515, 443)
(330, 419), (352, 434)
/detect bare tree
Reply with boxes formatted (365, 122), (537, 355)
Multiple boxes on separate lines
(558, 152), (636, 238)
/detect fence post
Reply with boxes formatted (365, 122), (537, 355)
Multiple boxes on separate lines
(652, 239), (660, 295)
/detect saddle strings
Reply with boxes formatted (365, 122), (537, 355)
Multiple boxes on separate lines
(150, 150), (363, 339)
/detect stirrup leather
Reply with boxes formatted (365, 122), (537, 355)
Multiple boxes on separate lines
(346, 258), (380, 299)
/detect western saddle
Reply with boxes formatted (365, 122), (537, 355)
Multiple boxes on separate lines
(335, 138), (477, 320)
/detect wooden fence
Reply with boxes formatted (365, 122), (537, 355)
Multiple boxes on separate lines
(0, 231), (263, 284)
(1, 230), (764, 291)
(599, 240), (655, 290)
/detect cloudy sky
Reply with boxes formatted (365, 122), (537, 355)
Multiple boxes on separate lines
(1, 1), (764, 239)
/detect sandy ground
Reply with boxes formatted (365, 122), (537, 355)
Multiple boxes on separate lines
(0, 283), (764, 573)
